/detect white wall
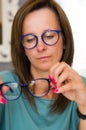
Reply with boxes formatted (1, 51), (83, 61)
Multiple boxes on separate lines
(0, 0), (26, 62)
(0, 1), (19, 62)
(57, 0), (86, 76)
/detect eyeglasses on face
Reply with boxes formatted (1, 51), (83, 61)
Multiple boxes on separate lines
(20, 30), (62, 50)
(0, 78), (53, 101)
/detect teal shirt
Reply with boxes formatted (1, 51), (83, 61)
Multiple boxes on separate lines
(0, 70), (86, 130)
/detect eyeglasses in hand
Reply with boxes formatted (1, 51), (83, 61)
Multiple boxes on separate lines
(0, 78), (53, 101)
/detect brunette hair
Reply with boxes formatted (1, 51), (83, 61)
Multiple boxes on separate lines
(11, 0), (74, 113)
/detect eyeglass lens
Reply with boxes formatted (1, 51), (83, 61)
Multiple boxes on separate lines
(1, 83), (21, 100)
(28, 79), (49, 97)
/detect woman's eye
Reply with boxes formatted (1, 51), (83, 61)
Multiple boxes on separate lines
(47, 35), (54, 38)
(45, 35), (54, 39)
(25, 36), (36, 44)
(24, 35), (35, 43)
(27, 38), (34, 43)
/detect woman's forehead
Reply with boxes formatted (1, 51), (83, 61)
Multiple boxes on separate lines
(22, 8), (61, 33)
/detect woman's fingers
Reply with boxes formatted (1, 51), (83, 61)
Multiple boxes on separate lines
(49, 62), (69, 82)
(49, 62), (86, 105)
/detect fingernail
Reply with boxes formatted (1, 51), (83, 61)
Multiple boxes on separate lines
(53, 88), (58, 93)
(1, 98), (7, 104)
(48, 75), (56, 85)
(52, 78), (56, 85)
(53, 85), (58, 93)
(48, 75), (52, 80)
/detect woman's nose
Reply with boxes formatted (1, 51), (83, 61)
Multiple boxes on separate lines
(36, 37), (47, 51)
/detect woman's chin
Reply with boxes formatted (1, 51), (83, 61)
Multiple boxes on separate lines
(37, 64), (53, 72)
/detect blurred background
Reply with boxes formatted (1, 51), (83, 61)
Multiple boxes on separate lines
(0, 0), (25, 71)
(0, 0), (86, 76)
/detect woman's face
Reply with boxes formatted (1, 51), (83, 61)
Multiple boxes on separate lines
(22, 8), (63, 76)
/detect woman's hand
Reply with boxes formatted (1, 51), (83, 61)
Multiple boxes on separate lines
(49, 62), (86, 108)
(0, 77), (7, 104)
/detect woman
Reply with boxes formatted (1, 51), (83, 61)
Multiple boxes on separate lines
(0, 0), (86, 130)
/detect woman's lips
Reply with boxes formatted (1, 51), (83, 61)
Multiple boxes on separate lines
(38, 56), (51, 61)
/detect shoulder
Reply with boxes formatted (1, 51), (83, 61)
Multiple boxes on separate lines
(0, 70), (19, 82)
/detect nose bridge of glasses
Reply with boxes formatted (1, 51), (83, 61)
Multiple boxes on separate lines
(36, 34), (46, 47)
